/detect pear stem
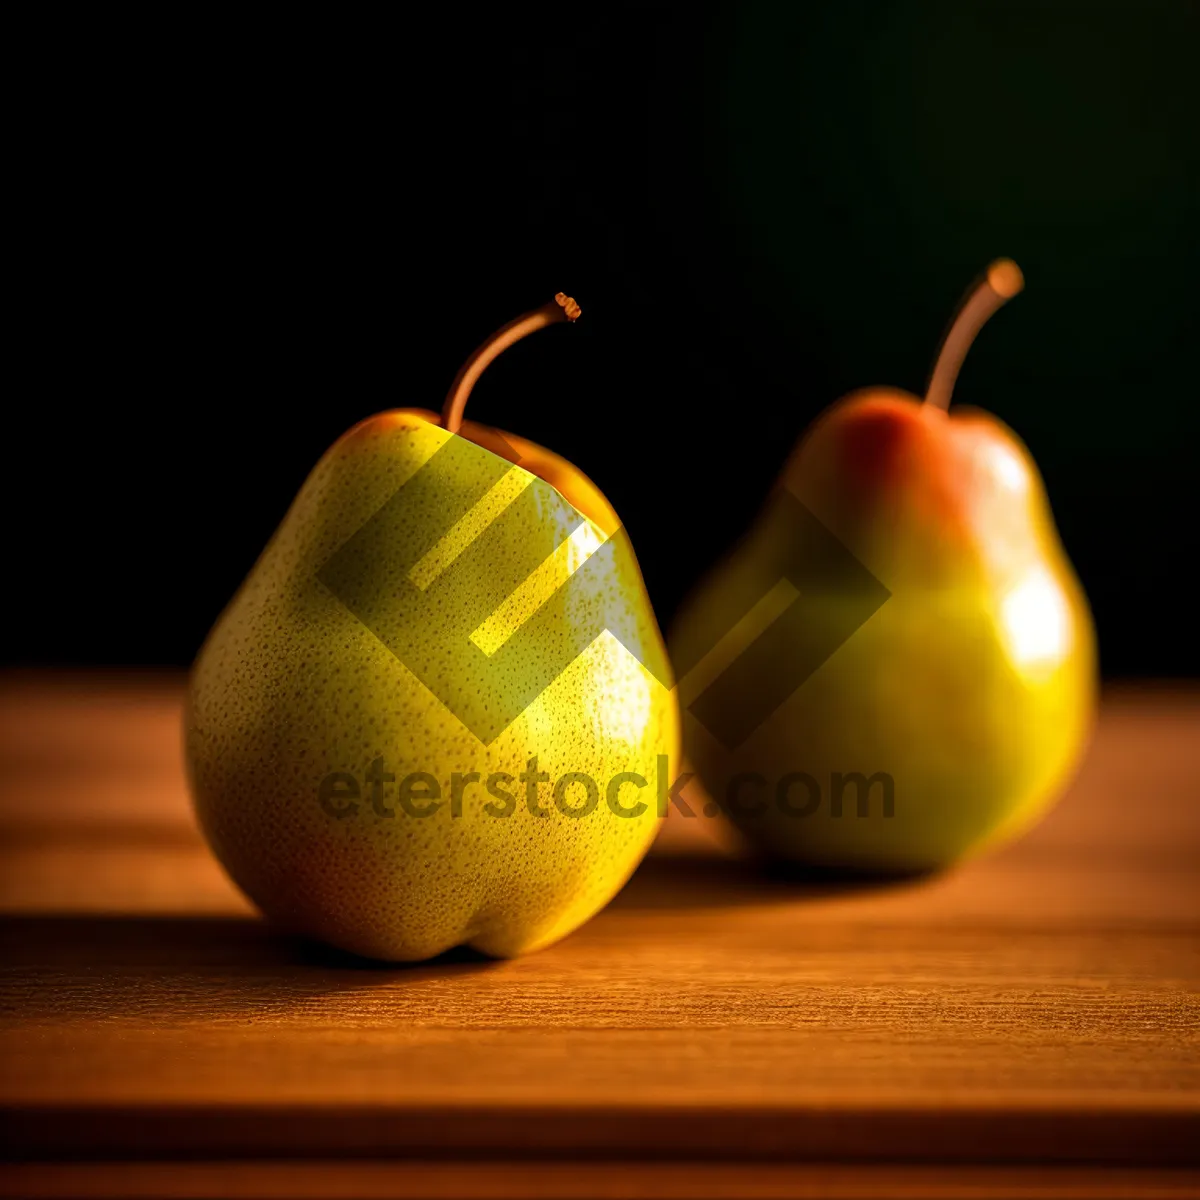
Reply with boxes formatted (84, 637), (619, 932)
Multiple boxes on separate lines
(440, 293), (581, 434)
(925, 259), (1024, 412)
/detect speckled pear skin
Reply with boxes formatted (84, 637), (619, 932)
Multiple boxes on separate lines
(671, 391), (1096, 873)
(185, 410), (678, 961)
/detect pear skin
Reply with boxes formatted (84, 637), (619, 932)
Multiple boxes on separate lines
(186, 298), (679, 960)
(671, 263), (1097, 873)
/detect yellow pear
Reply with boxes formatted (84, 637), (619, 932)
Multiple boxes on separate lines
(187, 295), (679, 960)
(671, 262), (1096, 873)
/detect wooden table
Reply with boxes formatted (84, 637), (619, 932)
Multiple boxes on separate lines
(0, 674), (1196, 1198)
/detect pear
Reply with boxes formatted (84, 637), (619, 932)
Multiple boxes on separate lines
(186, 294), (679, 960)
(671, 262), (1096, 873)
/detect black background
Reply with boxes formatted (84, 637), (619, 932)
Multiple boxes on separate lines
(7, 2), (1198, 676)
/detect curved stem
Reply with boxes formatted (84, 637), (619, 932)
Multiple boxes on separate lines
(441, 292), (581, 434)
(925, 259), (1024, 412)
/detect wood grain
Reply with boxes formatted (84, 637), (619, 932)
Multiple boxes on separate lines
(0, 674), (1197, 1197)
(4, 1161), (1200, 1200)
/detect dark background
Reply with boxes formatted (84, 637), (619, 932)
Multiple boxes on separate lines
(7, 1), (1198, 676)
